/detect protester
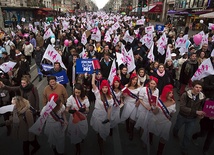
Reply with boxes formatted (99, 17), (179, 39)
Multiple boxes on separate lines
(3, 96), (40, 155)
(90, 71), (113, 155)
(43, 76), (68, 105)
(42, 93), (67, 155)
(66, 83), (90, 155)
(173, 80), (206, 155)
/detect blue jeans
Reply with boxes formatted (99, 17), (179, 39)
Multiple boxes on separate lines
(36, 65), (42, 79)
(173, 114), (197, 153)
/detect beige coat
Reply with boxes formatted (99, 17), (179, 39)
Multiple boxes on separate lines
(6, 108), (35, 141)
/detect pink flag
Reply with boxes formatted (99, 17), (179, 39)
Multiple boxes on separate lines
(127, 48), (136, 73)
(108, 60), (117, 85)
(164, 45), (172, 64)
(191, 58), (214, 81)
(42, 44), (66, 69)
(43, 28), (54, 40)
(79, 48), (87, 59)
(113, 35), (120, 46)
(147, 43), (155, 62)
(136, 19), (145, 25)
(0, 61), (17, 73)
(81, 31), (87, 45)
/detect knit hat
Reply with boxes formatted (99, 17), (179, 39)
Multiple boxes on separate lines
(112, 75), (120, 85)
(149, 76), (158, 84)
(130, 72), (137, 79)
(48, 93), (59, 102)
(160, 84), (174, 102)
(100, 79), (110, 95)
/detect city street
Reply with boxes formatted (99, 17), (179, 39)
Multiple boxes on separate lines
(0, 68), (214, 155)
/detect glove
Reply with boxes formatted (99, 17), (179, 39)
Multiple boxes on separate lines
(102, 119), (109, 124)
(79, 107), (86, 113)
(0, 122), (6, 127)
(69, 109), (76, 114)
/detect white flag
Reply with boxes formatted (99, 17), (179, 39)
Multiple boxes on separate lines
(29, 98), (57, 135)
(145, 26), (154, 34)
(104, 31), (111, 42)
(113, 35), (120, 46)
(201, 33), (208, 45)
(81, 31), (87, 45)
(175, 35), (188, 48)
(116, 52), (125, 66)
(157, 33), (168, 55)
(126, 48), (136, 73)
(95, 28), (101, 42)
(108, 60), (117, 85)
(43, 28), (54, 40)
(123, 30), (134, 43)
(136, 19), (145, 25)
(164, 45), (172, 64)
(42, 44), (66, 69)
(147, 43), (155, 62)
(0, 61), (17, 73)
(191, 58), (214, 81)
(62, 20), (69, 31)
(17, 25), (22, 30)
(79, 48), (87, 59)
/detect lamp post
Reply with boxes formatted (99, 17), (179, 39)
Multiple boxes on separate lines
(0, 4), (4, 29)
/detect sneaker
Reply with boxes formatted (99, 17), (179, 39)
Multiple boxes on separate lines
(192, 138), (199, 146)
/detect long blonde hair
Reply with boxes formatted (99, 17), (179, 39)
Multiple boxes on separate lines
(12, 96), (30, 112)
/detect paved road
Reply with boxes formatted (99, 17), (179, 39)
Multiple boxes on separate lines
(1, 75), (214, 155)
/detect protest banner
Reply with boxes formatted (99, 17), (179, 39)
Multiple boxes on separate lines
(76, 59), (97, 74)
(203, 100), (214, 117)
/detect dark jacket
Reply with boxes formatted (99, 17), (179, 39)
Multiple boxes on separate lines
(179, 60), (198, 85)
(203, 75), (214, 99)
(179, 90), (205, 119)
(100, 58), (113, 79)
(34, 49), (43, 66)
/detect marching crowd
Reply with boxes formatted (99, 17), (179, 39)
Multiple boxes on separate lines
(0, 11), (214, 155)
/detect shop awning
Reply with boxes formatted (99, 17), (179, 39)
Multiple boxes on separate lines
(199, 12), (214, 18)
(132, 5), (162, 13)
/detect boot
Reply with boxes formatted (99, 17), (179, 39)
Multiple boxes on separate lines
(126, 119), (130, 133)
(98, 134), (104, 155)
(157, 142), (165, 155)
(129, 121), (135, 141)
(109, 128), (113, 136)
(75, 143), (81, 155)
(149, 132), (153, 145)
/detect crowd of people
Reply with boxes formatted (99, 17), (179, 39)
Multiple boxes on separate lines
(0, 11), (214, 155)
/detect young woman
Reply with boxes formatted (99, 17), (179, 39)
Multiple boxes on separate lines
(148, 84), (176, 155)
(135, 76), (159, 145)
(110, 76), (123, 136)
(66, 83), (90, 155)
(42, 93), (67, 155)
(0, 76), (40, 112)
(120, 72), (141, 140)
(137, 68), (150, 87)
(90, 72), (113, 155)
(5, 96), (40, 155)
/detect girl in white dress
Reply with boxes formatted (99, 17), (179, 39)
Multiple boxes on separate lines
(110, 75), (123, 136)
(135, 76), (159, 145)
(90, 72), (113, 155)
(120, 72), (141, 140)
(42, 93), (68, 155)
(66, 83), (90, 155)
(148, 84), (176, 155)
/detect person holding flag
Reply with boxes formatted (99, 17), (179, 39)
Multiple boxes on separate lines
(109, 75), (123, 136)
(148, 84), (176, 155)
(66, 83), (90, 155)
(120, 72), (141, 141)
(41, 93), (67, 155)
(90, 71), (113, 155)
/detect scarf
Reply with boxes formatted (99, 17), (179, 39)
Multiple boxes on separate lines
(184, 60), (197, 75)
(157, 70), (165, 77)
(138, 75), (147, 86)
(20, 83), (34, 99)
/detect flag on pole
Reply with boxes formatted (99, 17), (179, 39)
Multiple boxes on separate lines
(81, 31), (87, 45)
(108, 60), (117, 85)
(42, 44), (66, 69)
(126, 48), (136, 73)
(147, 43), (155, 62)
(43, 28), (54, 40)
(191, 58), (214, 81)
(164, 45), (172, 64)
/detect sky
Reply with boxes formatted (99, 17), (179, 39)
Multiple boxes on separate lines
(92, 0), (109, 9)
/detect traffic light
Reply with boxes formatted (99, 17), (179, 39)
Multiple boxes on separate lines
(138, 0), (142, 7)
(76, 2), (80, 9)
(143, 0), (147, 7)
